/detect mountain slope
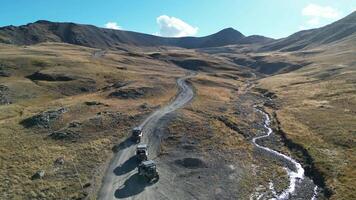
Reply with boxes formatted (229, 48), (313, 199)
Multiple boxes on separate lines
(261, 11), (356, 51)
(0, 21), (273, 49)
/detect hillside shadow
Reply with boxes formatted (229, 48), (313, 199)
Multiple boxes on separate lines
(113, 156), (138, 176)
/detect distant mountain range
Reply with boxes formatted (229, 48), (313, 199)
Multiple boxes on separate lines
(0, 20), (272, 49)
(0, 11), (355, 51)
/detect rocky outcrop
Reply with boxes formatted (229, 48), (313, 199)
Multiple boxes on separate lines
(0, 85), (11, 105)
(109, 87), (157, 99)
(49, 129), (80, 140)
(20, 107), (67, 128)
(26, 71), (76, 81)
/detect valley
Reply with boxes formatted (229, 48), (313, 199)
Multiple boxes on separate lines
(0, 11), (355, 200)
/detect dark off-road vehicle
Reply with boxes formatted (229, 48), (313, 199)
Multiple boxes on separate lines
(136, 144), (148, 162)
(138, 160), (159, 183)
(132, 127), (142, 143)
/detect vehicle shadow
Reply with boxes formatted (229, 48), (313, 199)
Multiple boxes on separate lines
(112, 137), (135, 153)
(113, 156), (138, 176)
(114, 173), (153, 199)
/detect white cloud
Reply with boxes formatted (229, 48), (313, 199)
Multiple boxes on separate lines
(104, 22), (121, 30)
(156, 15), (198, 37)
(306, 17), (320, 26)
(302, 4), (340, 19)
(301, 4), (341, 28)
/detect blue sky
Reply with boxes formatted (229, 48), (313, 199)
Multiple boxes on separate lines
(0, 0), (355, 39)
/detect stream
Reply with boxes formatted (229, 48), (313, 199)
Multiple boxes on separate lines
(252, 108), (318, 200)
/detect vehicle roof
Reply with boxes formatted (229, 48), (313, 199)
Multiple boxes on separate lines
(133, 127), (141, 131)
(142, 160), (155, 166)
(137, 144), (148, 149)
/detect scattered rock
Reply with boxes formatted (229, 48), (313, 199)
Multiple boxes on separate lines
(101, 81), (129, 91)
(140, 103), (149, 110)
(49, 129), (80, 140)
(54, 157), (65, 165)
(254, 88), (277, 99)
(85, 101), (103, 106)
(68, 121), (82, 128)
(175, 158), (207, 169)
(83, 182), (91, 188)
(116, 66), (127, 70)
(264, 100), (278, 109)
(0, 85), (11, 105)
(112, 81), (129, 88)
(20, 107), (67, 128)
(109, 88), (145, 99)
(0, 71), (11, 77)
(31, 170), (45, 180)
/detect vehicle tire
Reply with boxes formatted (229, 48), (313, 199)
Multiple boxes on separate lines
(149, 174), (159, 183)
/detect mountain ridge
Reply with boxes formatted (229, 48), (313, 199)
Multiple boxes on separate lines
(0, 20), (273, 49)
(260, 11), (356, 51)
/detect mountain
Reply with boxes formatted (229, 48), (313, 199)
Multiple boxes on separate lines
(261, 11), (356, 51)
(238, 35), (275, 44)
(0, 21), (273, 49)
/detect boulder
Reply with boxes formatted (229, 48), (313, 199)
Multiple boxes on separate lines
(20, 107), (67, 128)
(31, 170), (45, 180)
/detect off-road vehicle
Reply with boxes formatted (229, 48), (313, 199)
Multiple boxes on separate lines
(131, 127), (142, 143)
(136, 144), (148, 162)
(138, 160), (159, 182)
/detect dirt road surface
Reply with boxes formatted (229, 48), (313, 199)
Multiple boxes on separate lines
(97, 73), (195, 200)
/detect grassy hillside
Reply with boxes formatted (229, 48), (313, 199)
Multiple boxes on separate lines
(0, 42), (258, 199)
(258, 40), (356, 200)
(0, 43), (186, 199)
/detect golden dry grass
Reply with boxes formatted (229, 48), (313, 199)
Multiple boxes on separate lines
(0, 43), (184, 199)
(258, 42), (356, 200)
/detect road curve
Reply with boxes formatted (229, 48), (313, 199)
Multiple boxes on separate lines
(97, 73), (195, 200)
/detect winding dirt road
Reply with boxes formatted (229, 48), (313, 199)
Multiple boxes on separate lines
(98, 73), (195, 200)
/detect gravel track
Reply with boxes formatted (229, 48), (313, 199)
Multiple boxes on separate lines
(97, 73), (195, 200)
